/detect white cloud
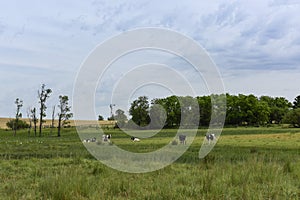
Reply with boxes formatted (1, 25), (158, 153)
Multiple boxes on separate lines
(0, 0), (300, 118)
(222, 69), (300, 101)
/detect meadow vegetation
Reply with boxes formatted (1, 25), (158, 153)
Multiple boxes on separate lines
(0, 127), (299, 199)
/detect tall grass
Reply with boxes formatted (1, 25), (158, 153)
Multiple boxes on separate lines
(0, 128), (299, 199)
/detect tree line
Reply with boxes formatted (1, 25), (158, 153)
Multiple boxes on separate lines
(7, 84), (72, 137)
(112, 94), (300, 129)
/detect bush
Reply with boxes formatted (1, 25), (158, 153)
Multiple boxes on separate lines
(6, 119), (29, 130)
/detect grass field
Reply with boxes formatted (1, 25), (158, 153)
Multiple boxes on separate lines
(0, 127), (300, 199)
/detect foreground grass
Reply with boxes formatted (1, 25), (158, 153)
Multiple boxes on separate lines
(0, 127), (300, 199)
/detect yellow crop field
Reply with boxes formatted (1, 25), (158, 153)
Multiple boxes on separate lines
(0, 118), (115, 129)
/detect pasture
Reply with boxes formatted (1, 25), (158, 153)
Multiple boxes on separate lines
(0, 127), (300, 199)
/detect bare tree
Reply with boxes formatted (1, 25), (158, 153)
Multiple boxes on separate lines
(31, 107), (38, 137)
(26, 107), (32, 136)
(50, 105), (56, 135)
(38, 84), (52, 137)
(57, 95), (72, 137)
(13, 98), (23, 136)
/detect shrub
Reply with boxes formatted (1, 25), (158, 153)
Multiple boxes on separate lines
(6, 119), (29, 130)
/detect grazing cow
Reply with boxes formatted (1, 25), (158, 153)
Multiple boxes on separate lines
(82, 137), (97, 143)
(179, 135), (186, 144)
(131, 137), (140, 142)
(206, 133), (215, 144)
(102, 134), (111, 142)
(82, 139), (90, 143)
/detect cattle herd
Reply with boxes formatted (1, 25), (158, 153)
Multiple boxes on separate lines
(82, 134), (111, 143)
(82, 133), (215, 144)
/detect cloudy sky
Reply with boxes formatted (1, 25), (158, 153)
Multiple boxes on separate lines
(0, 0), (300, 119)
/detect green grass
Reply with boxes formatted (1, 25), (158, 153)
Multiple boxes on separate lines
(0, 127), (300, 199)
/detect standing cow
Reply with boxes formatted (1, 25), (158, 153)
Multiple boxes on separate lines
(206, 133), (215, 144)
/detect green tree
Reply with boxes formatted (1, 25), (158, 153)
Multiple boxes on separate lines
(197, 95), (212, 126)
(30, 107), (38, 137)
(149, 104), (166, 129)
(13, 98), (23, 136)
(98, 115), (104, 121)
(57, 95), (73, 137)
(38, 84), (52, 137)
(178, 96), (199, 128)
(6, 119), (29, 131)
(260, 96), (291, 124)
(293, 95), (300, 109)
(210, 94), (227, 126)
(129, 96), (150, 127)
(114, 109), (127, 128)
(243, 94), (256, 124)
(283, 108), (300, 127)
(255, 100), (270, 125)
(226, 94), (242, 125)
(7, 99), (29, 132)
(225, 94), (270, 126)
(153, 96), (181, 128)
(242, 94), (270, 125)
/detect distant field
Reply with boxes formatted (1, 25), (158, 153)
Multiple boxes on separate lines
(0, 117), (115, 129)
(0, 127), (299, 199)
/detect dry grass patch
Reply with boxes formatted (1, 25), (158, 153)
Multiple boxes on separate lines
(0, 117), (115, 129)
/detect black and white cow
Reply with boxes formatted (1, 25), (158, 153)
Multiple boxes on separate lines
(206, 133), (215, 144)
(102, 134), (111, 142)
(131, 136), (140, 142)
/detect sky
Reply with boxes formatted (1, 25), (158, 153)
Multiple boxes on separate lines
(0, 0), (300, 119)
